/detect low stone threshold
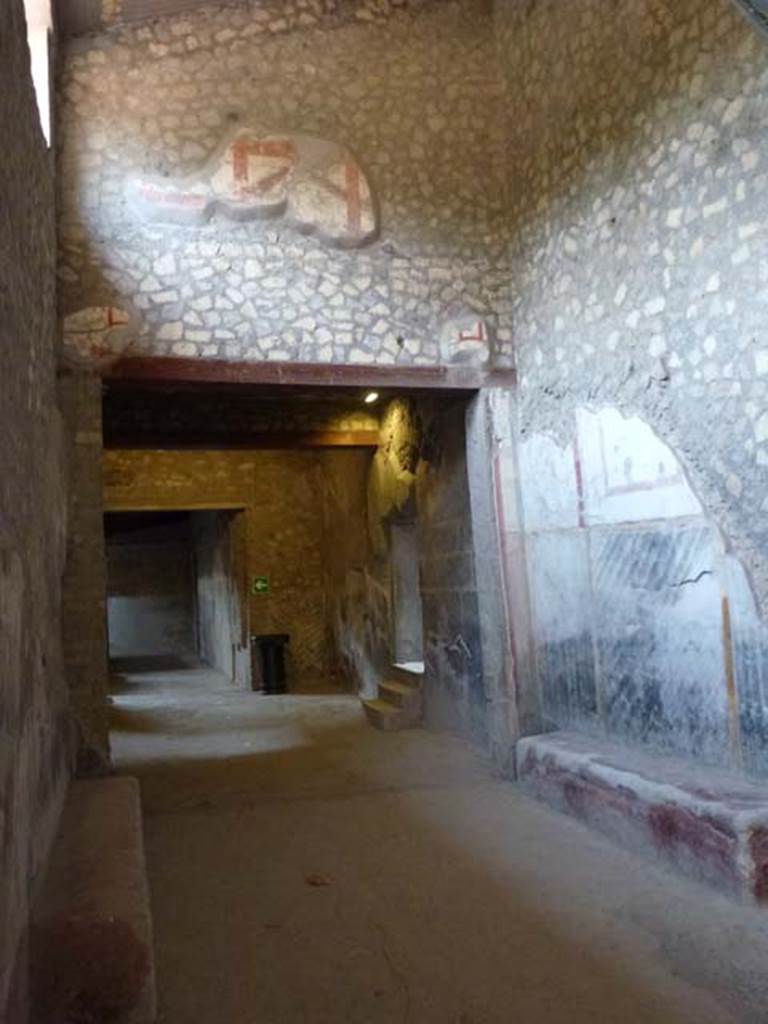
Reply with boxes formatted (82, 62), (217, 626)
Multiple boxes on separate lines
(31, 777), (156, 1023)
(517, 730), (768, 906)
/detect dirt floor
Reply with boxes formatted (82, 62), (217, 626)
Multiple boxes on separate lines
(110, 658), (768, 1024)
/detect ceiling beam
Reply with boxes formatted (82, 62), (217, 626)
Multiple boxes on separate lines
(103, 356), (516, 394)
(104, 429), (380, 450)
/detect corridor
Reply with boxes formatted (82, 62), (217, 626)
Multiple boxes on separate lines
(10, 0), (768, 1018)
(111, 662), (768, 1024)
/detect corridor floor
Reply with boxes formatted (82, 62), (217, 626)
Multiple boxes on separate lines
(110, 661), (768, 1024)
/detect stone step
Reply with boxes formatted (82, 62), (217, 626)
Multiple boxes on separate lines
(362, 698), (420, 731)
(517, 730), (768, 906)
(31, 776), (157, 1023)
(379, 679), (422, 712)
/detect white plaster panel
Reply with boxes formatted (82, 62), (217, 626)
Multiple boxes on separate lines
(528, 530), (592, 646)
(577, 407), (702, 527)
(518, 430), (579, 532)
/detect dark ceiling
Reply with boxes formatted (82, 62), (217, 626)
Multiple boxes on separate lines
(56, 0), (236, 36)
(56, 0), (768, 41)
(101, 382), (387, 449)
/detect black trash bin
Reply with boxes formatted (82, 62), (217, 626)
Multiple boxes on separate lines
(250, 634), (290, 694)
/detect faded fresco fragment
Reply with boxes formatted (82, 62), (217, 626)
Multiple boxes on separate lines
(128, 130), (377, 249)
(63, 306), (134, 367)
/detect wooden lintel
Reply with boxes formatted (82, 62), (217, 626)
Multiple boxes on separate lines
(104, 502), (247, 513)
(104, 430), (380, 451)
(104, 356), (517, 393)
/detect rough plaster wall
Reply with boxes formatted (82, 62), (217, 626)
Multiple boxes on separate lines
(495, 0), (768, 605)
(317, 449), (376, 691)
(59, 372), (111, 771)
(417, 402), (487, 744)
(193, 510), (249, 684)
(367, 398), (422, 547)
(57, 0), (512, 367)
(464, 388), (523, 767)
(103, 450), (329, 686)
(390, 521), (424, 663)
(106, 525), (196, 658)
(326, 399), (427, 700)
(350, 399), (425, 695)
(361, 398), (488, 741)
(0, 1), (72, 1016)
(493, 0), (768, 772)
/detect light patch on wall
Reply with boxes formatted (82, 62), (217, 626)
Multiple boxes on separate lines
(518, 431), (581, 533)
(576, 408), (703, 526)
(23, 0), (52, 144)
(128, 129), (378, 249)
(439, 311), (493, 366)
(63, 306), (135, 367)
(102, 0), (123, 22)
(518, 407), (703, 534)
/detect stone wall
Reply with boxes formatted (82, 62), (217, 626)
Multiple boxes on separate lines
(57, 0), (511, 369)
(59, 372), (111, 772)
(0, 1), (72, 1016)
(417, 401), (487, 743)
(496, 0), (768, 605)
(493, 0), (768, 773)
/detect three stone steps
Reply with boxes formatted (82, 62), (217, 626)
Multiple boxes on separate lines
(379, 679), (421, 711)
(363, 663), (424, 731)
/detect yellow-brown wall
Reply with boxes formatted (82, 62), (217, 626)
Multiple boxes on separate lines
(104, 449), (334, 687)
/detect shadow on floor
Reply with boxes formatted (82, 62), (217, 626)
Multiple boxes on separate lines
(111, 654), (202, 674)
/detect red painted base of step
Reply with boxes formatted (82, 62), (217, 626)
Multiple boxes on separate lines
(517, 731), (768, 905)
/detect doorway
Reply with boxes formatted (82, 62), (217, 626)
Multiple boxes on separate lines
(104, 507), (249, 686)
(192, 509), (250, 688)
(105, 510), (197, 662)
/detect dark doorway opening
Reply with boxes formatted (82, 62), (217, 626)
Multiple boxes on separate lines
(105, 510), (196, 663)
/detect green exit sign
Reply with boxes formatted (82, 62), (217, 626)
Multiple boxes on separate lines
(251, 575), (270, 595)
